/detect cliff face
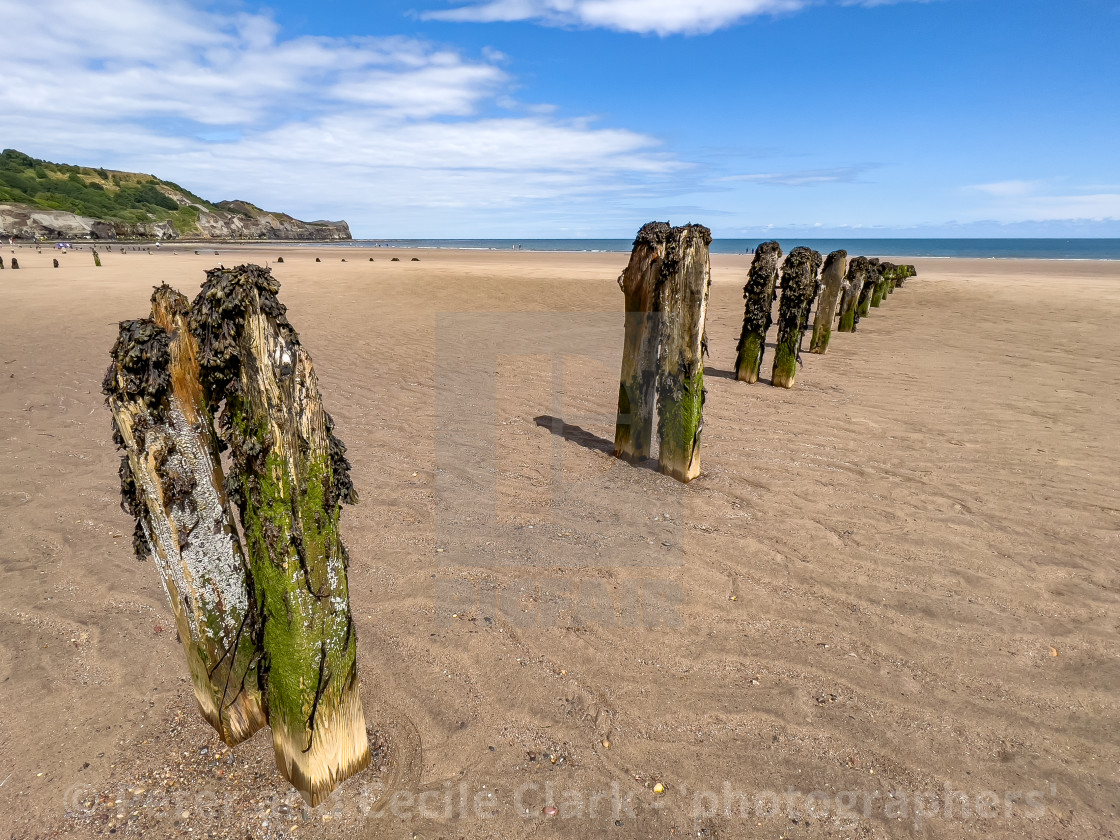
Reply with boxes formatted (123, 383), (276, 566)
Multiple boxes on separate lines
(0, 202), (350, 242)
(0, 149), (352, 241)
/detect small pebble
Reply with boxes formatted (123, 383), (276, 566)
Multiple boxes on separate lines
(653, 782), (665, 794)
(543, 806), (558, 816)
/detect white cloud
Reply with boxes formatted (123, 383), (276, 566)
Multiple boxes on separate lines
(422, 0), (928, 35)
(721, 167), (869, 186)
(0, 0), (679, 235)
(964, 180), (1120, 222)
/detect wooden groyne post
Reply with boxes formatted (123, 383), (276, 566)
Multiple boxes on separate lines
(104, 286), (268, 747)
(734, 241), (782, 383)
(771, 247), (820, 388)
(106, 266), (369, 806)
(615, 223), (669, 462)
(614, 223), (712, 483)
(837, 256), (869, 332)
(857, 258), (881, 318)
(809, 250), (848, 353)
(191, 265), (369, 805)
(656, 225), (712, 483)
(871, 261), (894, 307)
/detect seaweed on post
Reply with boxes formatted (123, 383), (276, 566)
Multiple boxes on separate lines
(734, 241), (782, 383)
(656, 225), (712, 483)
(857, 258), (881, 319)
(103, 287), (267, 747)
(614, 222), (669, 462)
(837, 256), (869, 333)
(809, 250), (848, 354)
(872, 261), (895, 307)
(771, 247), (819, 389)
(190, 265), (368, 806)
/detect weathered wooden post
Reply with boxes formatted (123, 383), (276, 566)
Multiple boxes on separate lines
(103, 286), (268, 747)
(771, 247), (820, 388)
(656, 225), (712, 483)
(53, 258), (60, 268)
(837, 256), (869, 332)
(894, 264), (917, 288)
(857, 259), (880, 318)
(10, 258), (19, 269)
(809, 250), (848, 353)
(798, 249), (824, 344)
(872, 261), (894, 307)
(615, 222), (669, 462)
(0, 256), (5, 269)
(734, 241), (782, 383)
(190, 265), (369, 805)
(93, 249), (102, 267)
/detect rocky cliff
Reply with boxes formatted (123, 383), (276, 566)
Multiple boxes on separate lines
(0, 149), (351, 241)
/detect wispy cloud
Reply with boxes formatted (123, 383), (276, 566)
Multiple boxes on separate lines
(422, 0), (927, 35)
(964, 180), (1120, 222)
(721, 166), (870, 186)
(0, 0), (679, 235)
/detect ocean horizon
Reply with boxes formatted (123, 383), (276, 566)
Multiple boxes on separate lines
(338, 238), (1120, 260)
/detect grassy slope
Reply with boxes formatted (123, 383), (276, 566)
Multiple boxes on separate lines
(0, 148), (246, 232)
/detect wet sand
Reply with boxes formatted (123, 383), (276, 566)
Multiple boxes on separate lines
(1, 244), (1118, 839)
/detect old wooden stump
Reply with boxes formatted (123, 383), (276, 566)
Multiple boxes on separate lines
(106, 266), (369, 806)
(656, 225), (712, 482)
(614, 222), (669, 463)
(734, 241), (782, 383)
(809, 250), (848, 353)
(771, 247), (820, 388)
(614, 223), (712, 482)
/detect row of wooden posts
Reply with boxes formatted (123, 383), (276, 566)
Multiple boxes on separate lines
(612, 222), (916, 484)
(102, 240), (915, 805)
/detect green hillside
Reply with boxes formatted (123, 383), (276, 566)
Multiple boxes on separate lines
(0, 148), (222, 232)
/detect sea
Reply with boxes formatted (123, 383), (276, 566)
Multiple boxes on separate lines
(339, 238), (1120, 260)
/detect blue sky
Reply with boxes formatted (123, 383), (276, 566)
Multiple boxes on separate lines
(2, 0), (1118, 237)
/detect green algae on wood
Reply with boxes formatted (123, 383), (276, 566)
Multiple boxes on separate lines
(734, 241), (782, 383)
(103, 286), (267, 747)
(837, 256), (870, 332)
(857, 258), (881, 318)
(771, 247), (820, 389)
(656, 225), (712, 483)
(871, 261), (895, 307)
(809, 250), (848, 354)
(190, 264), (368, 806)
(614, 222), (669, 462)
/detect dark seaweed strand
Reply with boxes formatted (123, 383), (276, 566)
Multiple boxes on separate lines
(736, 241), (783, 353)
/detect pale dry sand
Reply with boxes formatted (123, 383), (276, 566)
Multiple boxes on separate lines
(0, 244), (1118, 839)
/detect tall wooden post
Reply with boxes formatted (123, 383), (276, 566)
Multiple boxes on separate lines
(894, 264), (917, 288)
(734, 241), (782, 383)
(771, 247), (820, 388)
(837, 256), (869, 332)
(798, 249), (824, 343)
(857, 259), (880, 318)
(871, 261), (894, 307)
(614, 223), (669, 462)
(103, 287), (268, 747)
(656, 225), (712, 483)
(94, 249), (102, 267)
(809, 250), (848, 353)
(190, 265), (369, 806)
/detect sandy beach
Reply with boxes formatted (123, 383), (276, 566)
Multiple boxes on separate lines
(0, 244), (1117, 839)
